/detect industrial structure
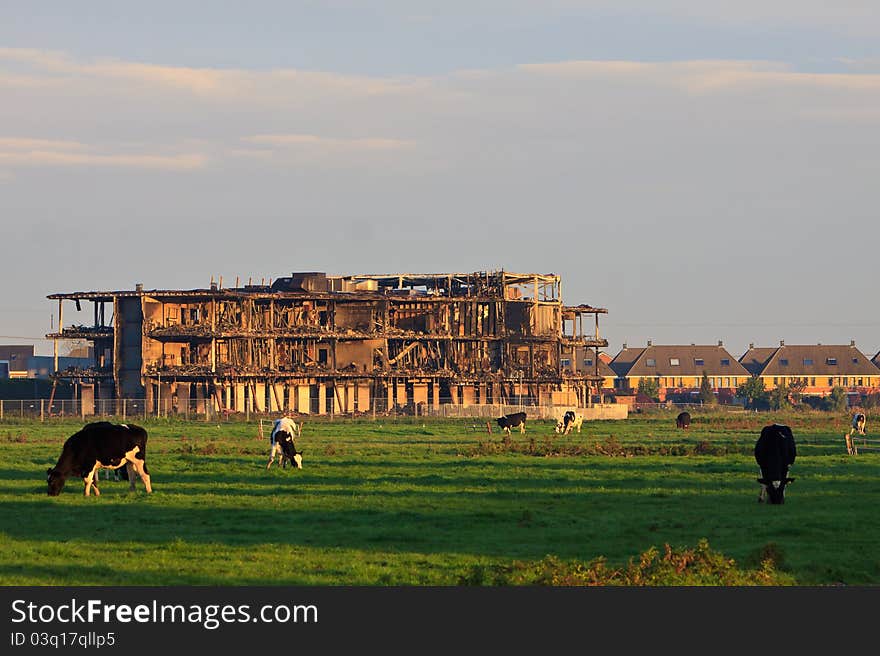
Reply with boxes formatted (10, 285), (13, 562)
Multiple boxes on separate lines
(46, 271), (608, 415)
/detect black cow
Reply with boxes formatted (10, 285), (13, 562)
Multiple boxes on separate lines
(754, 424), (796, 505)
(496, 412), (527, 435)
(47, 422), (152, 496)
(676, 411), (691, 429)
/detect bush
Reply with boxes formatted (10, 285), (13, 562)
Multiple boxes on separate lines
(458, 539), (796, 586)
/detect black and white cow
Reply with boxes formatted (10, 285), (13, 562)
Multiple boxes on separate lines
(555, 411), (584, 435)
(267, 416), (303, 470)
(850, 413), (866, 436)
(754, 424), (796, 505)
(846, 412), (867, 454)
(47, 422), (152, 496)
(496, 412), (527, 435)
(676, 411), (691, 429)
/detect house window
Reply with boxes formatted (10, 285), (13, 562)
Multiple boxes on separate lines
(670, 358), (680, 366)
(773, 377), (778, 385)
(852, 358), (859, 364)
(780, 359), (788, 366)
(694, 358), (704, 366)
(811, 378), (816, 386)
(828, 378), (833, 386)
(561, 359), (571, 368)
(721, 359), (730, 366)
(646, 358), (656, 367)
(827, 358), (837, 365)
(803, 359), (813, 366)
(583, 359), (593, 366)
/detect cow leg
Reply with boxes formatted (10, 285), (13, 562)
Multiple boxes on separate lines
(125, 462), (137, 491)
(758, 484), (767, 503)
(520, 423), (525, 434)
(129, 459), (153, 493)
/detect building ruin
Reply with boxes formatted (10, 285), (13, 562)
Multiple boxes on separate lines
(46, 271), (608, 415)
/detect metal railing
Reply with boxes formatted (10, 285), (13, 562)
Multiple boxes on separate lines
(0, 398), (622, 422)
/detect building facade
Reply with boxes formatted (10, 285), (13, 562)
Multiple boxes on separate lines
(740, 341), (880, 399)
(610, 341), (751, 402)
(46, 271), (608, 414)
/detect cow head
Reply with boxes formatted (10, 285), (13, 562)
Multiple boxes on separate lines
(757, 477), (795, 504)
(47, 467), (65, 496)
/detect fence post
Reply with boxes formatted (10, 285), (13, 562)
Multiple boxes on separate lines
(40, 399), (44, 422)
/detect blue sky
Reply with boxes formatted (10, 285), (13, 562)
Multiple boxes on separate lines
(2, 2), (879, 358)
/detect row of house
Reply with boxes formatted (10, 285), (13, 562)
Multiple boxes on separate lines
(585, 340), (880, 403)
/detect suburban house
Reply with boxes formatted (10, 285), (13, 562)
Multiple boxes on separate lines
(609, 341), (750, 402)
(739, 341), (880, 399)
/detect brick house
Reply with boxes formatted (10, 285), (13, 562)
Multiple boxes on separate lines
(610, 341), (750, 402)
(739, 341), (880, 400)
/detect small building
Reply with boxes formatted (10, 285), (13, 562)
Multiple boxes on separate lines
(0, 345), (34, 379)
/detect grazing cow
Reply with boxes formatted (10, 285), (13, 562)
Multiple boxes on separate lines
(846, 412), (867, 455)
(267, 416), (303, 470)
(754, 424), (796, 505)
(47, 422), (152, 497)
(496, 412), (527, 435)
(850, 413), (866, 436)
(555, 411), (584, 435)
(676, 412), (691, 429)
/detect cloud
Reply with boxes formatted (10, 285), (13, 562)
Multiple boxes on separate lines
(244, 134), (416, 150)
(0, 137), (207, 170)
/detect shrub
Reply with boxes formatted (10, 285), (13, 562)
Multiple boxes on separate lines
(458, 539), (796, 586)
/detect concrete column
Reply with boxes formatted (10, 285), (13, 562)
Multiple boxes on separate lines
(269, 384), (282, 412)
(253, 383), (266, 413)
(318, 384), (327, 415)
(297, 385), (311, 414)
(80, 383), (95, 416)
(413, 383), (428, 407)
(234, 384), (246, 412)
(177, 382), (191, 415)
(194, 384), (206, 414)
(432, 383), (440, 407)
(395, 382), (407, 408)
(461, 384), (475, 407)
(357, 383), (371, 412)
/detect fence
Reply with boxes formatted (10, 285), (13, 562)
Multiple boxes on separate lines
(0, 398), (627, 422)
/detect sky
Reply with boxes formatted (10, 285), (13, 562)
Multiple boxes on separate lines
(2, 2), (879, 359)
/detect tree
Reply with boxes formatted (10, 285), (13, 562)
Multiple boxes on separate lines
(698, 371), (715, 405)
(637, 377), (660, 402)
(737, 377), (769, 410)
(787, 378), (806, 405)
(821, 386), (848, 412)
(768, 383), (791, 410)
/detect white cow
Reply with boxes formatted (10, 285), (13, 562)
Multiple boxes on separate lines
(267, 416), (303, 470)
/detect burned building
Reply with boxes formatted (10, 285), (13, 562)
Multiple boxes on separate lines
(46, 271), (608, 414)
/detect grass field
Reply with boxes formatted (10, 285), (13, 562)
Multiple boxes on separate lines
(1, 410), (878, 586)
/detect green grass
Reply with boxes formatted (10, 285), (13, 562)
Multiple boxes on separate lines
(1, 409), (878, 585)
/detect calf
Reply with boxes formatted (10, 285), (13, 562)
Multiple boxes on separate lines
(267, 416), (303, 470)
(676, 412), (691, 429)
(754, 424), (796, 505)
(496, 412), (527, 435)
(47, 422), (152, 496)
(555, 411), (584, 435)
